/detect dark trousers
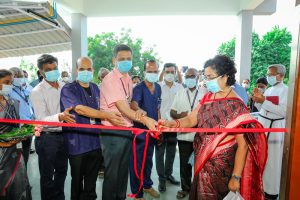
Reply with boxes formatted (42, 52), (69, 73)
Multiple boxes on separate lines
(129, 132), (155, 198)
(22, 136), (32, 167)
(35, 133), (68, 200)
(265, 192), (279, 200)
(178, 140), (194, 192)
(155, 132), (177, 183)
(69, 148), (102, 200)
(100, 130), (132, 200)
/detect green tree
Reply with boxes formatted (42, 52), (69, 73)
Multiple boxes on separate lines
(19, 58), (36, 81)
(88, 28), (159, 82)
(217, 26), (292, 88)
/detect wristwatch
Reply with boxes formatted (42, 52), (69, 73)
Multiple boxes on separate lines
(232, 174), (241, 181)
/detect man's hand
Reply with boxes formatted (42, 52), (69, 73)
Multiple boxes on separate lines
(135, 109), (147, 121)
(59, 107), (76, 123)
(179, 111), (188, 118)
(105, 111), (126, 127)
(252, 93), (265, 104)
(142, 117), (158, 130)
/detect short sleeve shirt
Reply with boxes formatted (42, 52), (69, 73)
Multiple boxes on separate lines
(132, 81), (161, 128)
(100, 68), (133, 127)
(60, 81), (101, 156)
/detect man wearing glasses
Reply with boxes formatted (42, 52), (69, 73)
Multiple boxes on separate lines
(252, 64), (288, 200)
(170, 68), (205, 199)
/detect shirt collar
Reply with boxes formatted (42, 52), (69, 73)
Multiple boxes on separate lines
(41, 79), (63, 90)
(113, 68), (130, 80)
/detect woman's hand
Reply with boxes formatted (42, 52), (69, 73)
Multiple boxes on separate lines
(106, 111), (126, 127)
(228, 177), (240, 192)
(158, 119), (177, 128)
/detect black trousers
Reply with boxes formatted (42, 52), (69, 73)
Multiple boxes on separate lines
(265, 192), (279, 200)
(155, 132), (177, 183)
(178, 140), (194, 192)
(100, 130), (132, 200)
(22, 136), (32, 167)
(35, 133), (68, 200)
(69, 148), (102, 200)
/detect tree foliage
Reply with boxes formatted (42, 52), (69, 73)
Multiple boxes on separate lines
(218, 26), (292, 88)
(88, 28), (159, 82)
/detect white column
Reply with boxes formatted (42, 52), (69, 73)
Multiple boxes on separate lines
(71, 13), (87, 79)
(235, 10), (253, 83)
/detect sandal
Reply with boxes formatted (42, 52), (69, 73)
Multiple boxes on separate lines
(176, 190), (189, 199)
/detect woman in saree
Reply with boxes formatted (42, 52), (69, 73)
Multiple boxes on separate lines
(160, 55), (267, 200)
(0, 69), (32, 200)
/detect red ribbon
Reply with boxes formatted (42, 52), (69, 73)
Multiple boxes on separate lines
(0, 118), (288, 198)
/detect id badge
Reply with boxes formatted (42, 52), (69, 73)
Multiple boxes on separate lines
(16, 142), (22, 149)
(90, 118), (96, 125)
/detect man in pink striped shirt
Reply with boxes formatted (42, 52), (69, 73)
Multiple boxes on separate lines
(100, 44), (157, 200)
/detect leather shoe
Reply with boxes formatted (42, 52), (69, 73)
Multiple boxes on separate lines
(167, 175), (180, 185)
(158, 182), (166, 192)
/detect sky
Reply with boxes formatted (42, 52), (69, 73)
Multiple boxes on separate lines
(0, 0), (297, 78)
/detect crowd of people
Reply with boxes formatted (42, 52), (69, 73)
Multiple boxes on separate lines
(0, 44), (288, 200)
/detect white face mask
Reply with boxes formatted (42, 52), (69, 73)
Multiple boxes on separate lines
(242, 83), (250, 89)
(164, 74), (175, 82)
(258, 88), (266, 94)
(0, 84), (13, 96)
(62, 77), (70, 83)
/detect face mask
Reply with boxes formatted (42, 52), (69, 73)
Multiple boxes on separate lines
(258, 88), (266, 94)
(242, 83), (250, 89)
(145, 73), (159, 83)
(205, 76), (221, 93)
(77, 71), (93, 84)
(62, 77), (70, 83)
(164, 74), (175, 82)
(45, 69), (60, 82)
(117, 60), (132, 73)
(267, 76), (278, 86)
(0, 84), (13, 96)
(13, 78), (26, 87)
(185, 78), (197, 89)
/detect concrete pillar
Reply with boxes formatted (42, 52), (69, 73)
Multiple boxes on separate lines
(235, 10), (253, 83)
(71, 13), (87, 80)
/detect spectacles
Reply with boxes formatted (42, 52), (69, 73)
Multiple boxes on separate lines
(203, 75), (220, 81)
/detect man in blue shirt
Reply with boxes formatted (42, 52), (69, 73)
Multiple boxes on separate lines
(60, 57), (124, 200)
(232, 82), (249, 105)
(129, 60), (161, 200)
(9, 67), (35, 167)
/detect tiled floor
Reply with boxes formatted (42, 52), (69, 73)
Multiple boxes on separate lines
(27, 149), (189, 200)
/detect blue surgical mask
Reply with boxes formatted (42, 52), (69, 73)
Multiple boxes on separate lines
(205, 76), (221, 93)
(77, 70), (93, 83)
(13, 78), (26, 87)
(117, 60), (132, 73)
(185, 78), (197, 89)
(45, 69), (60, 82)
(145, 73), (159, 83)
(164, 74), (175, 82)
(0, 84), (13, 96)
(267, 76), (278, 86)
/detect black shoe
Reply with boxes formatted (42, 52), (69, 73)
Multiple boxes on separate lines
(167, 175), (180, 185)
(158, 182), (166, 193)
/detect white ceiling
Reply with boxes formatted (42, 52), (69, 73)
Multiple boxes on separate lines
(56, 0), (268, 17)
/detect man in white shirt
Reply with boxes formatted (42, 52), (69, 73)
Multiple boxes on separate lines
(156, 63), (184, 192)
(30, 54), (75, 200)
(252, 64), (288, 200)
(170, 68), (206, 199)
